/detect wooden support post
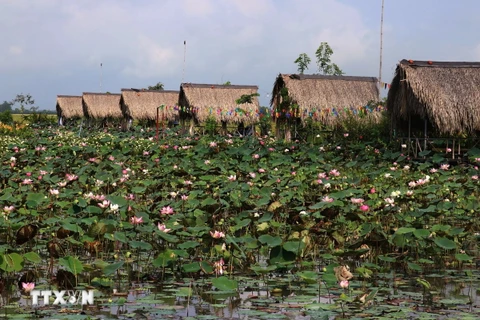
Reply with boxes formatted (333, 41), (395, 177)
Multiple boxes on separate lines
(424, 118), (427, 152)
(452, 140), (455, 160)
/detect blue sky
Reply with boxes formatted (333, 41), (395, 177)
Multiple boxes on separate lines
(1, 0), (479, 110)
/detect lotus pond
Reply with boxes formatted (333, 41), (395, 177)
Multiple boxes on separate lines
(1, 126), (480, 319)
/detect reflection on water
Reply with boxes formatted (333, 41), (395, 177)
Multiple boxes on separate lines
(2, 270), (480, 319)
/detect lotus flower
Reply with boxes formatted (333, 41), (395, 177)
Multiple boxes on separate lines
(360, 205), (369, 212)
(210, 230), (225, 239)
(22, 282), (35, 293)
(157, 223), (171, 233)
(160, 206), (174, 215)
(339, 280), (349, 288)
(130, 216), (143, 225)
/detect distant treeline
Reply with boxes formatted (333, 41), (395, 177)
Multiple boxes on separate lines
(0, 101), (55, 114)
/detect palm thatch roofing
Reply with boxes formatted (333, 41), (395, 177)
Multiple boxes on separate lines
(120, 89), (179, 121)
(82, 93), (122, 119)
(270, 74), (380, 125)
(387, 59), (480, 135)
(179, 83), (260, 123)
(56, 95), (83, 119)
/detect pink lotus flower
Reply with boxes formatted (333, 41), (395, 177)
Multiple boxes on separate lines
(343, 133), (349, 137)
(181, 194), (189, 201)
(39, 170), (48, 175)
(351, 198), (364, 204)
(430, 168), (438, 173)
(446, 148), (452, 153)
(370, 188), (376, 194)
(472, 175), (479, 180)
(26, 172), (32, 177)
(22, 282), (35, 293)
(252, 154), (260, 159)
(22, 179), (33, 185)
(210, 230), (225, 239)
(143, 151), (150, 156)
(360, 204), (369, 212)
(440, 164), (450, 171)
(249, 172), (256, 179)
(228, 175), (236, 181)
(339, 280), (349, 289)
(291, 171), (296, 176)
(157, 223), (171, 233)
(214, 258), (225, 276)
(3, 206), (14, 213)
(209, 141), (217, 147)
(98, 200), (111, 209)
(268, 148), (275, 152)
(130, 216), (143, 225)
(160, 206), (174, 215)
(322, 196), (334, 203)
(318, 172), (327, 179)
(184, 180), (193, 185)
(49, 189), (59, 195)
(204, 160), (211, 165)
(66, 174), (78, 181)
(258, 168), (265, 173)
(88, 158), (96, 162)
(108, 155), (115, 161)
(329, 169), (340, 177)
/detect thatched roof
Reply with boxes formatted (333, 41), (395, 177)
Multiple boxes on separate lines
(56, 95), (83, 119)
(120, 89), (179, 121)
(387, 59), (480, 135)
(179, 83), (260, 123)
(270, 74), (380, 124)
(82, 93), (122, 119)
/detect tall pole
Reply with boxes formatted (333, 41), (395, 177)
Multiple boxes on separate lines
(182, 41), (187, 83)
(379, 0), (384, 100)
(100, 62), (103, 92)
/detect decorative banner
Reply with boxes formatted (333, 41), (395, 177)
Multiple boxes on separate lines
(174, 103), (386, 120)
(379, 81), (391, 89)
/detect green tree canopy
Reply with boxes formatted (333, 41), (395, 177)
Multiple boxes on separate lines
(315, 42), (344, 76)
(147, 82), (164, 90)
(294, 53), (311, 74)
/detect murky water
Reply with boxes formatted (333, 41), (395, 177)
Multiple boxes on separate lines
(4, 268), (480, 319)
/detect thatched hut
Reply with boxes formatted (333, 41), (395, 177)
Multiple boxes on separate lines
(56, 95), (83, 125)
(387, 59), (480, 136)
(120, 89), (179, 122)
(82, 92), (122, 119)
(270, 74), (380, 126)
(179, 83), (259, 134)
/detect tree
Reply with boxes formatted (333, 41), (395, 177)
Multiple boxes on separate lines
(294, 53), (311, 74)
(147, 82), (164, 91)
(223, 81), (231, 85)
(11, 94), (36, 114)
(0, 101), (12, 113)
(315, 42), (344, 76)
(235, 93), (260, 105)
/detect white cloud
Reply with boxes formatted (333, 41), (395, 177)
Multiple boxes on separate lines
(122, 36), (177, 78)
(8, 46), (23, 55)
(183, 0), (215, 17)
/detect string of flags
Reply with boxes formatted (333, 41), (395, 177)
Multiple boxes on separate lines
(272, 105), (386, 119)
(158, 104), (386, 120)
(380, 81), (391, 89)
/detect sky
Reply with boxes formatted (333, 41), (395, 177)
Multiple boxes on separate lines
(1, 0), (479, 110)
